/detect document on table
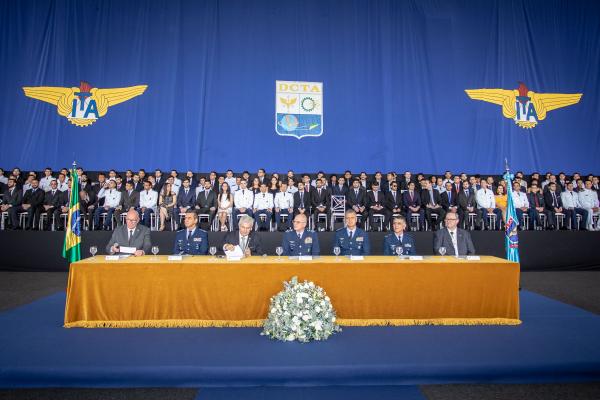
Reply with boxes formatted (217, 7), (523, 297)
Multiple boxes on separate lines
(225, 245), (244, 260)
(119, 246), (137, 255)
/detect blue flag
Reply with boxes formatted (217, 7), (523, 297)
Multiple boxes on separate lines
(503, 166), (520, 263)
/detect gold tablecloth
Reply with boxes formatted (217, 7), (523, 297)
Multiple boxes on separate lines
(64, 256), (520, 328)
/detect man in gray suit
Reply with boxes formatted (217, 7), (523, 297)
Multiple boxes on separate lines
(433, 211), (476, 256)
(105, 209), (152, 256)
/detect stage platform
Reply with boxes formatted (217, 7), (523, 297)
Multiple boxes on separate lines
(0, 230), (599, 272)
(1, 290), (599, 388)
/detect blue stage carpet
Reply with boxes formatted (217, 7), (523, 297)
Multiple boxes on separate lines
(194, 386), (426, 400)
(1, 291), (599, 388)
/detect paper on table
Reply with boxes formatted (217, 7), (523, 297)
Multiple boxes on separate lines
(225, 245), (244, 258)
(119, 246), (137, 254)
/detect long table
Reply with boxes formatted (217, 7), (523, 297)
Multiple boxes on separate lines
(64, 256), (520, 328)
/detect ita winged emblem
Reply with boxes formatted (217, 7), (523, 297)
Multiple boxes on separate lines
(465, 83), (582, 129)
(23, 81), (148, 127)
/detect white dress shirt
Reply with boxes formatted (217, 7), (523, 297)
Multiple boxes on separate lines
(39, 176), (54, 191)
(57, 180), (69, 192)
(274, 191), (294, 209)
(476, 188), (496, 209)
(98, 188), (121, 208)
(171, 178), (181, 195)
(253, 192), (274, 210)
(512, 191), (529, 209)
(139, 189), (158, 210)
(578, 189), (599, 209)
(234, 189), (254, 209)
(560, 190), (580, 209)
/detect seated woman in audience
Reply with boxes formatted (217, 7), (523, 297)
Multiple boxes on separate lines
(495, 185), (508, 224)
(217, 182), (233, 231)
(251, 177), (261, 194)
(269, 176), (280, 195)
(158, 182), (177, 231)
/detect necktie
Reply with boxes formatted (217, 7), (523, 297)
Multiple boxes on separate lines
(429, 190), (435, 205)
(52, 190), (55, 196)
(552, 192), (557, 207)
(300, 192), (304, 205)
(448, 192), (451, 203)
(397, 235), (402, 243)
(393, 192), (396, 202)
(187, 230), (192, 240)
(185, 189), (188, 195)
(241, 235), (247, 251)
(349, 230), (353, 240)
(128, 230), (133, 241)
(465, 190), (469, 197)
(318, 189), (321, 196)
(355, 189), (358, 196)
(242, 190), (245, 196)
(410, 191), (413, 201)
(374, 191), (378, 202)
(297, 232), (302, 240)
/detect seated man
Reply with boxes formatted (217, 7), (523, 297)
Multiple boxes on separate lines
(293, 181), (310, 218)
(232, 179), (254, 230)
(511, 181), (531, 229)
(543, 182), (564, 229)
(79, 188), (96, 230)
(115, 181), (140, 226)
(139, 180), (158, 228)
(333, 209), (370, 255)
(173, 210), (208, 255)
(195, 180), (217, 230)
(402, 181), (424, 231)
(105, 209), (152, 256)
(19, 178), (45, 230)
(433, 212), (476, 256)
(1, 178), (23, 230)
(383, 215), (416, 255)
(385, 181), (404, 222)
(93, 179), (121, 230)
(440, 181), (459, 219)
(527, 183), (550, 230)
(311, 178), (331, 231)
(367, 181), (388, 231)
(274, 181), (294, 231)
(282, 213), (320, 256)
(173, 178), (196, 229)
(346, 179), (367, 228)
(41, 180), (62, 230)
(253, 183), (274, 231)
(578, 180), (600, 231)
(421, 181), (445, 231)
(222, 215), (264, 257)
(561, 182), (588, 230)
(476, 180), (502, 230)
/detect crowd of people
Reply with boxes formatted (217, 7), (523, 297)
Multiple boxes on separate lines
(0, 167), (599, 233)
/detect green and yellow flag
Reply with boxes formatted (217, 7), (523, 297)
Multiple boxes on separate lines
(62, 164), (81, 263)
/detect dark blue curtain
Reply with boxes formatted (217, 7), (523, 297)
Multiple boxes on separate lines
(1, 0), (598, 173)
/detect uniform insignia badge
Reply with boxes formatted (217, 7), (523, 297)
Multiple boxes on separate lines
(276, 80), (323, 138)
(305, 237), (313, 244)
(465, 82), (581, 129)
(23, 81), (147, 127)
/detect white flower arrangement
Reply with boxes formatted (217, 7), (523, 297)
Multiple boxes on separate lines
(262, 276), (341, 342)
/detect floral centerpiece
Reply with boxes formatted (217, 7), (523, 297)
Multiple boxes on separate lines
(262, 276), (341, 342)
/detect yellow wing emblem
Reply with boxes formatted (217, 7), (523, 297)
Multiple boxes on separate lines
(23, 82), (148, 127)
(529, 92), (582, 121)
(465, 89), (517, 119)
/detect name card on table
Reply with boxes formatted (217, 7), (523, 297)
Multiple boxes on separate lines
(466, 256), (481, 261)
(350, 255), (364, 261)
(168, 255), (183, 261)
(105, 255), (119, 261)
(298, 256), (313, 261)
(409, 256), (424, 260)
(226, 255), (242, 261)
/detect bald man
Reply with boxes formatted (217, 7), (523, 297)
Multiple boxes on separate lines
(106, 209), (152, 256)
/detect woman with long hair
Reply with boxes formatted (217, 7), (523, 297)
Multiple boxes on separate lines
(159, 182), (177, 231)
(217, 182), (233, 231)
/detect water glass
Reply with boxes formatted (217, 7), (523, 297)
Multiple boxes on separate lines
(89, 246), (97, 259)
(333, 246), (341, 259)
(276, 246), (283, 260)
(438, 246), (447, 257)
(209, 246), (217, 258)
(151, 246), (159, 258)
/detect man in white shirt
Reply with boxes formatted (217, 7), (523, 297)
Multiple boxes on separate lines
(561, 182), (588, 230)
(224, 170), (237, 191)
(169, 170), (182, 194)
(56, 173), (69, 192)
(511, 181), (530, 229)
(93, 180), (122, 230)
(233, 179), (254, 230)
(476, 180), (502, 230)
(578, 180), (600, 230)
(274, 182), (294, 231)
(139, 180), (158, 228)
(39, 168), (54, 191)
(253, 183), (274, 231)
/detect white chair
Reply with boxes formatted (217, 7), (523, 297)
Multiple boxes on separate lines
(0, 211), (8, 230)
(330, 195), (346, 230)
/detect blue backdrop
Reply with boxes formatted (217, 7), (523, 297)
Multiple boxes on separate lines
(1, 0), (599, 173)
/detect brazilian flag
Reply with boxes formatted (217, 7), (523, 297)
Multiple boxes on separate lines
(503, 167), (520, 263)
(62, 165), (81, 263)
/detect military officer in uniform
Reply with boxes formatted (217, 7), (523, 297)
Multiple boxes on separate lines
(333, 209), (371, 255)
(282, 213), (320, 256)
(383, 215), (416, 255)
(173, 210), (208, 255)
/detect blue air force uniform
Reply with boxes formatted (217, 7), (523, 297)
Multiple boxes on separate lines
(383, 232), (416, 255)
(282, 230), (320, 256)
(333, 227), (371, 255)
(173, 228), (208, 255)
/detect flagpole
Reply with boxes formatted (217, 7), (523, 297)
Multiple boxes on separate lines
(503, 159), (520, 263)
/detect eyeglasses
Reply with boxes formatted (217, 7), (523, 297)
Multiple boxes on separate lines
(445, 218), (458, 222)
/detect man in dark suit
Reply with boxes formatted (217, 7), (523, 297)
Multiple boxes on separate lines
(383, 215), (416, 255)
(174, 178), (196, 229)
(153, 169), (165, 194)
(440, 182), (459, 216)
(19, 178), (45, 230)
(399, 171), (415, 192)
(173, 210), (208, 255)
(527, 183), (550, 230)
(366, 181), (388, 231)
(195, 180), (217, 229)
(293, 181), (310, 218)
(40, 180), (63, 230)
(433, 212), (476, 256)
(115, 181), (140, 226)
(106, 209), (152, 256)
(457, 181), (481, 230)
(222, 215), (264, 256)
(131, 175), (143, 192)
(1, 178), (23, 229)
(331, 176), (348, 196)
(402, 182), (424, 231)
(346, 179), (367, 228)
(385, 181), (403, 221)
(421, 181), (445, 231)
(282, 213), (320, 256)
(79, 188), (97, 231)
(333, 210), (370, 255)
(544, 182), (563, 229)
(311, 178), (330, 232)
